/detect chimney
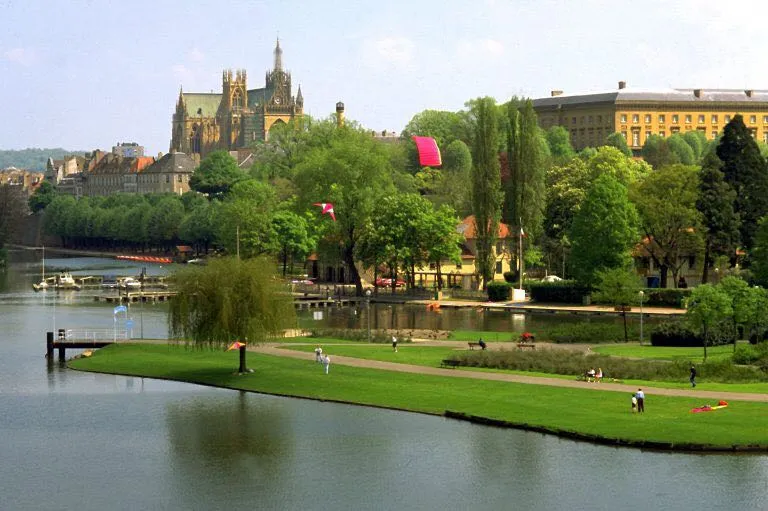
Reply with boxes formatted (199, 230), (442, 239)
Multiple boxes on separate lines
(618, 81), (627, 90)
(745, 90), (754, 98)
(694, 89), (702, 98)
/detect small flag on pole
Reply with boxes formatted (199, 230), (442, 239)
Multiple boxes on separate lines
(227, 341), (246, 351)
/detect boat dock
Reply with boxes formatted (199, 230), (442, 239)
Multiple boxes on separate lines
(93, 291), (177, 303)
(46, 329), (125, 361)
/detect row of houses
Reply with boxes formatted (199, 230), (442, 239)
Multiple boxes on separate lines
(46, 147), (199, 198)
(0, 167), (45, 196)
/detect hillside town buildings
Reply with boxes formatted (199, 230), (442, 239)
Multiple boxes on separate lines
(0, 167), (44, 196)
(533, 81), (768, 152)
(45, 145), (197, 198)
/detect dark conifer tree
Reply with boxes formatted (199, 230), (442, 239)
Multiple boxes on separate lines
(696, 151), (739, 283)
(716, 115), (768, 251)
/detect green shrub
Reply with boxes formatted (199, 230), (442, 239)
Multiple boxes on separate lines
(543, 322), (627, 344)
(528, 280), (591, 303)
(487, 281), (511, 302)
(733, 341), (768, 365)
(503, 271), (516, 283)
(445, 348), (768, 383)
(650, 320), (734, 347)
(643, 288), (691, 307)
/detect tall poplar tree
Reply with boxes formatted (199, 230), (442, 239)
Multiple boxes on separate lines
(505, 100), (547, 241)
(717, 114), (768, 251)
(470, 97), (503, 289)
(696, 151), (739, 283)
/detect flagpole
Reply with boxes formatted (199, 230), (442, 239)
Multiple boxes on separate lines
(518, 219), (524, 291)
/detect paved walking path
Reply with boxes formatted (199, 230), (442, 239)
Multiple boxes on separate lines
(252, 341), (768, 403)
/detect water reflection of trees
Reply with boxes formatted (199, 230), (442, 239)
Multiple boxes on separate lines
(166, 392), (292, 505)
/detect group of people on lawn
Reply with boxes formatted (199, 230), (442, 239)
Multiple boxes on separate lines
(585, 367), (603, 383)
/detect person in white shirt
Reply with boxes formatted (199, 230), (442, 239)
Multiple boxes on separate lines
(392, 336), (398, 352)
(322, 354), (331, 374)
(314, 346), (323, 363)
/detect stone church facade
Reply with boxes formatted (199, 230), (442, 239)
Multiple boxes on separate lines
(170, 39), (303, 157)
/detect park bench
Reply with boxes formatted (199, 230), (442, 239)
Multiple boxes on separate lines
(441, 359), (461, 369)
(517, 343), (536, 351)
(468, 342), (485, 350)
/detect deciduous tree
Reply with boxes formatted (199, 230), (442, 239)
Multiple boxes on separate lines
(569, 174), (639, 286)
(168, 257), (296, 372)
(629, 164), (703, 288)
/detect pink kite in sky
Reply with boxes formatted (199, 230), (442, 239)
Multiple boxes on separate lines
(313, 202), (336, 221)
(411, 136), (442, 167)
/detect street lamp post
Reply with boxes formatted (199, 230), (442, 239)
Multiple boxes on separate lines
(639, 290), (645, 344)
(366, 289), (372, 342)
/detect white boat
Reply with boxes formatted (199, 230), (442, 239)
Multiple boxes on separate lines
(119, 277), (142, 290)
(54, 272), (82, 290)
(32, 247), (49, 291)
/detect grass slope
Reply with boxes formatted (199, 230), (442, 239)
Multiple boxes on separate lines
(70, 344), (768, 449)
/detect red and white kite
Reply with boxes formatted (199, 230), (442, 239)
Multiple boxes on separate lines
(313, 202), (336, 221)
(226, 341), (246, 351)
(411, 136), (442, 167)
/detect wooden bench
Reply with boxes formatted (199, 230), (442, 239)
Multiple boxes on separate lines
(517, 343), (536, 350)
(441, 359), (461, 369)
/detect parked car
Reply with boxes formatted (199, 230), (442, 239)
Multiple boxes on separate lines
(375, 277), (405, 287)
(542, 275), (563, 282)
(291, 278), (315, 285)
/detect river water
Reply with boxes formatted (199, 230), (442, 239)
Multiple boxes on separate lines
(1, 251), (766, 511)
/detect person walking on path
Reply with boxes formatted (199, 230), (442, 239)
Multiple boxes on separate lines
(635, 389), (645, 413)
(689, 365), (697, 388)
(314, 346), (323, 363)
(322, 354), (331, 374)
(392, 336), (398, 352)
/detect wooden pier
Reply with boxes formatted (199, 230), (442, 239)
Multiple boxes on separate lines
(46, 330), (121, 361)
(93, 291), (177, 303)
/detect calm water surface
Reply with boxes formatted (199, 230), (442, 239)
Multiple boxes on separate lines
(1, 251), (766, 511)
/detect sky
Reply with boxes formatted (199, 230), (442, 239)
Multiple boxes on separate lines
(2, 0), (768, 156)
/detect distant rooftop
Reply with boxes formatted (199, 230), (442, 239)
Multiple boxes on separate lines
(534, 81), (768, 108)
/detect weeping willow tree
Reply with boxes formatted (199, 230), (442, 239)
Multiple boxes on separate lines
(168, 256), (296, 372)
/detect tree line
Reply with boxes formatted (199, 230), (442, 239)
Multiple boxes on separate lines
(26, 101), (768, 295)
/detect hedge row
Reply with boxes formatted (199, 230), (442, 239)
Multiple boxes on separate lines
(527, 281), (689, 307)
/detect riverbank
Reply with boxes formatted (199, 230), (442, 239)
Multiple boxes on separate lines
(70, 343), (768, 453)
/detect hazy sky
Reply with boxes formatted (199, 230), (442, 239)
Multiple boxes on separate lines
(2, 0), (767, 155)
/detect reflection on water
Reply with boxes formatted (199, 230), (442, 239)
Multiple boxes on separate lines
(298, 301), (665, 338)
(0, 251), (766, 511)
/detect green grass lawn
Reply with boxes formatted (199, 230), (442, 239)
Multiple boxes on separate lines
(449, 330), (519, 342)
(282, 343), (768, 394)
(593, 343), (735, 362)
(69, 343), (768, 449)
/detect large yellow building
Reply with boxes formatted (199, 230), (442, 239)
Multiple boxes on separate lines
(533, 81), (768, 151)
(170, 39), (303, 157)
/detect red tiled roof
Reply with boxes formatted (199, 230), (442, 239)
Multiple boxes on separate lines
(457, 215), (512, 239)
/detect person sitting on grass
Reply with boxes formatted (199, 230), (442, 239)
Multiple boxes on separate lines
(586, 368), (596, 382)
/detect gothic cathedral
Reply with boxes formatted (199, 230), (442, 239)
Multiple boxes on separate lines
(170, 39), (303, 157)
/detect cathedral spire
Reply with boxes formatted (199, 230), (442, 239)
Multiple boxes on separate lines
(273, 37), (283, 71)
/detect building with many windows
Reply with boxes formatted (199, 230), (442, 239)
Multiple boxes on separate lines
(533, 81), (768, 152)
